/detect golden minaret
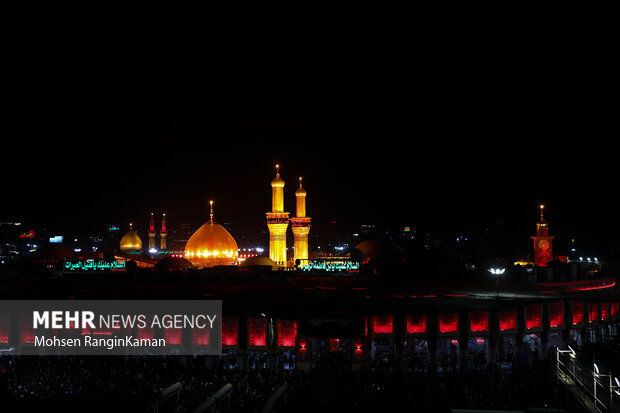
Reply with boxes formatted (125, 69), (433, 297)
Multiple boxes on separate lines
(291, 177), (311, 265)
(266, 164), (290, 267)
(160, 213), (167, 250)
(148, 212), (156, 250)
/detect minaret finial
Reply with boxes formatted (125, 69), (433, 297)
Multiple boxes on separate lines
(540, 204), (544, 219)
(275, 164), (280, 177)
(299, 176), (303, 187)
(210, 200), (214, 220)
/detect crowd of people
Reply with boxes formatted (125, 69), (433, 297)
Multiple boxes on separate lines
(0, 347), (569, 412)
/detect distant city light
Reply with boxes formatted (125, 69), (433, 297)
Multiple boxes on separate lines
(488, 268), (505, 275)
(74, 248), (81, 253)
(149, 248), (157, 254)
(49, 236), (63, 244)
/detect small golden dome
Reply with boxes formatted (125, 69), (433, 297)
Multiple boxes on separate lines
(120, 224), (142, 253)
(271, 175), (285, 188)
(295, 177), (307, 196)
(184, 204), (238, 268)
(271, 164), (285, 188)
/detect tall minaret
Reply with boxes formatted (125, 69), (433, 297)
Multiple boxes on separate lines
(266, 164), (290, 267)
(291, 177), (311, 265)
(531, 204), (555, 266)
(160, 213), (167, 251)
(148, 212), (156, 250)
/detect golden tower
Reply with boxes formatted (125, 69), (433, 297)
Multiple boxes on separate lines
(266, 165), (290, 267)
(148, 212), (156, 250)
(291, 177), (311, 265)
(160, 213), (167, 251)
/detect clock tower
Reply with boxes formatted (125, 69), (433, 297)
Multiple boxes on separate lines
(531, 204), (554, 266)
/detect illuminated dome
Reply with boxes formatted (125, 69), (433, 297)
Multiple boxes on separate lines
(239, 256), (277, 269)
(184, 202), (238, 268)
(271, 164), (285, 188)
(295, 180), (307, 196)
(120, 224), (142, 253)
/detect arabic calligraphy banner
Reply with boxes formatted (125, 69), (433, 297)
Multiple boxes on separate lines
(63, 258), (126, 272)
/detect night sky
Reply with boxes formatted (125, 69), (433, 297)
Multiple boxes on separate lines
(3, 48), (618, 253)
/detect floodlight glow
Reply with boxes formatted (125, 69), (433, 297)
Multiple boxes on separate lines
(149, 248), (157, 253)
(594, 363), (599, 374)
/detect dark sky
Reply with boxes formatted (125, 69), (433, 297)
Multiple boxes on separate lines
(3, 45), (618, 251)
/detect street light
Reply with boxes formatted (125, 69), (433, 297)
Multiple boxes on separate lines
(488, 268), (505, 298)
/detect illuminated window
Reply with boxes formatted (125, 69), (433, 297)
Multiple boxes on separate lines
(277, 319), (297, 347)
(248, 317), (267, 347)
(588, 303), (599, 323)
(438, 313), (459, 334)
(371, 315), (394, 335)
(525, 304), (542, 330)
(20, 315), (34, 344)
(166, 328), (182, 345)
(469, 310), (489, 333)
(600, 303), (609, 320)
(0, 314), (8, 344)
(222, 316), (238, 346)
(406, 314), (426, 334)
(192, 327), (209, 346)
(498, 309), (515, 331)
(137, 316), (154, 340)
(572, 301), (584, 326)
(549, 301), (564, 328)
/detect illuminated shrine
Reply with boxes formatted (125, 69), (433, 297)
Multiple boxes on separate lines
(184, 201), (238, 268)
(119, 223), (143, 253)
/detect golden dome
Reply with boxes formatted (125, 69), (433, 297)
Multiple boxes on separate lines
(120, 224), (142, 253)
(295, 177), (307, 196)
(184, 203), (238, 268)
(271, 164), (285, 188)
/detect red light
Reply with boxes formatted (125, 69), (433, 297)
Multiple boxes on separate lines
(499, 309), (516, 331)
(222, 316), (238, 346)
(469, 310), (489, 333)
(138, 316), (154, 340)
(406, 314), (426, 334)
(192, 327), (209, 345)
(166, 328), (182, 345)
(549, 301), (564, 328)
(600, 303), (609, 320)
(248, 317), (267, 347)
(0, 314), (8, 344)
(277, 320), (297, 347)
(589, 303), (599, 322)
(526, 303), (542, 330)
(371, 315), (394, 334)
(20, 316), (34, 344)
(439, 313), (459, 334)
(573, 301), (584, 325)
(450, 339), (458, 345)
